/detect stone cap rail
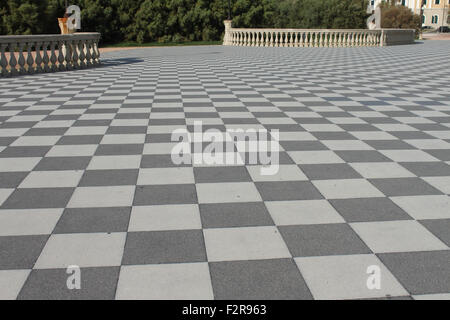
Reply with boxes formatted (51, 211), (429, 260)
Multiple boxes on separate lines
(0, 32), (101, 77)
(223, 21), (415, 47)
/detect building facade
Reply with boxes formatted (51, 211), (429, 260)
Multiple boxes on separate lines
(368, 0), (449, 28)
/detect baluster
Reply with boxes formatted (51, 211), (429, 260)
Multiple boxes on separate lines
(269, 32), (273, 47)
(319, 32), (323, 47)
(58, 40), (66, 70)
(294, 32), (298, 47)
(65, 39), (73, 69)
(93, 39), (100, 65)
(85, 39), (93, 67)
(0, 43), (8, 76)
(299, 32), (303, 47)
(72, 39), (79, 68)
(42, 41), (50, 72)
(9, 41), (18, 75)
(26, 43), (34, 74)
(17, 42), (26, 74)
(49, 41), (57, 71)
(78, 39), (86, 68)
(35, 41), (43, 73)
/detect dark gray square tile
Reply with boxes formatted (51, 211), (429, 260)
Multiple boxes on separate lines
(79, 169), (138, 186)
(378, 251), (450, 295)
(369, 178), (443, 196)
(330, 197), (412, 222)
(365, 140), (416, 150)
(279, 224), (371, 257)
(122, 230), (207, 265)
(210, 259), (313, 300)
(140, 154), (190, 168)
(34, 157), (91, 171)
(18, 267), (120, 300)
(95, 144), (144, 156)
(400, 162), (450, 177)
(0, 172), (28, 188)
(57, 135), (103, 145)
(0, 235), (48, 269)
(0, 146), (50, 158)
(425, 149), (450, 161)
(194, 166), (251, 183)
(199, 202), (273, 228)
(255, 181), (323, 201)
(299, 163), (362, 180)
(133, 184), (197, 205)
(420, 219), (450, 247)
(335, 150), (391, 163)
(280, 141), (327, 151)
(1, 188), (74, 209)
(53, 207), (131, 234)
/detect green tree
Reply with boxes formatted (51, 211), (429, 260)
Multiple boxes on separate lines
(380, 1), (421, 35)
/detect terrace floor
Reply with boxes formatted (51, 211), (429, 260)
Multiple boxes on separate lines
(0, 41), (449, 300)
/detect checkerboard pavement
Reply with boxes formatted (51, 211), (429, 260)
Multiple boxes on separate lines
(0, 41), (450, 300)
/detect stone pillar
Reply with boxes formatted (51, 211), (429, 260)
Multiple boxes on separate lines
(223, 20), (232, 46)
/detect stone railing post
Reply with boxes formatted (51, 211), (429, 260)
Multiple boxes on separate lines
(223, 20), (232, 46)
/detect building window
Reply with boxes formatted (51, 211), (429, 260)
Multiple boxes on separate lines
(432, 15), (439, 24)
(401, 0), (406, 5)
(422, 15), (426, 24)
(435, 0), (440, 5)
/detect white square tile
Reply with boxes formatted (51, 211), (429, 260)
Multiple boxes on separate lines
(266, 200), (344, 225)
(288, 151), (344, 164)
(196, 182), (262, 204)
(422, 177), (450, 194)
(350, 131), (397, 140)
(405, 139), (450, 150)
(0, 270), (30, 300)
(312, 179), (384, 199)
(391, 195), (450, 220)
(67, 186), (135, 208)
(46, 145), (98, 157)
(351, 220), (448, 253)
(203, 226), (291, 262)
(100, 134), (146, 145)
(137, 167), (195, 185)
(116, 263), (214, 300)
(0, 158), (41, 172)
(0, 209), (63, 236)
(277, 132), (317, 141)
(19, 170), (83, 188)
(88, 155), (142, 170)
(350, 162), (415, 179)
(301, 124), (344, 132)
(321, 140), (373, 151)
(295, 254), (408, 299)
(246, 165), (308, 182)
(11, 136), (60, 146)
(34, 233), (126, 269)
(379, 150), (439, 162)
(143, 143), (181, 155)
(129, 204), (201, 231)
(64, 126), (108, 136)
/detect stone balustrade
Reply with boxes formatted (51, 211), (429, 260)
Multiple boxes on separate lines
(0, 32), (101, 77)
(223, 21), (415, 47)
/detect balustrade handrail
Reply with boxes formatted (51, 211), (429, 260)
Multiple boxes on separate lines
(223, 21), (415, 48)
(0, 32), (101, 77)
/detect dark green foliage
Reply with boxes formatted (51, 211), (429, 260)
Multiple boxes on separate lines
(0, 0), (370, 44)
